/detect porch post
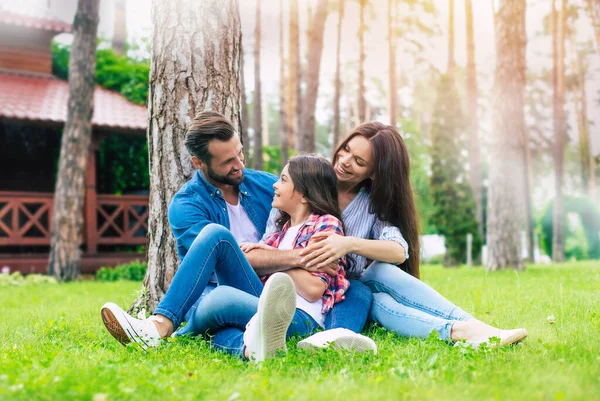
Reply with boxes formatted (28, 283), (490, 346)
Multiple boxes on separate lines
(85, 133), (99, 254)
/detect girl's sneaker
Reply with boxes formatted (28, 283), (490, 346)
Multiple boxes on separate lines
(298, 328), (377, 354)
(243, 273), (296, 362)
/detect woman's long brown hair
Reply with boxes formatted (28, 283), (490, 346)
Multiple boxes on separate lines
(276, 155), (343, 231)
(332, 122), (421, 279)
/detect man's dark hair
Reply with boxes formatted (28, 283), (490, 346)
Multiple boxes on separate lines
(184, 111), (236, 162)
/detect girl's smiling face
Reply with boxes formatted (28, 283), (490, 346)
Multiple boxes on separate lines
(272, 164), (304, 214)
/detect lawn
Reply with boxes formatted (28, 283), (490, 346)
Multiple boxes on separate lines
(1, 262), (599, 401)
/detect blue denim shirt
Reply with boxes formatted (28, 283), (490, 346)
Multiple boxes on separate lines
(168, 168), (277, 261)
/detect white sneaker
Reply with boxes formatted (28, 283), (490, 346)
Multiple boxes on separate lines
(100, 302), (162, 351)
(454, 328), (528, 349)
(243, 273), (296, 362)
(297, 328), (378, 354)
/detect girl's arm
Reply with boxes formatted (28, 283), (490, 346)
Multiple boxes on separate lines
(285, 268), (327, 302)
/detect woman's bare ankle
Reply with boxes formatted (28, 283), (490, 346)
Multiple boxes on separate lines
(149, 314), (174, 338)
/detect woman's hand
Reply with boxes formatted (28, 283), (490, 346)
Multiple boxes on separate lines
(299, 232), (353, 269)
(239, 242), (274, 253)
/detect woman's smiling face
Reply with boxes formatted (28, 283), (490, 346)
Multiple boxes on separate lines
(333, 135), (374, 186)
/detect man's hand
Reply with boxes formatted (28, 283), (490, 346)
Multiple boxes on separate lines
(239, 242), (275, 253)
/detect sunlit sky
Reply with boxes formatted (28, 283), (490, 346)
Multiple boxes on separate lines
(126, 0), (599, 156)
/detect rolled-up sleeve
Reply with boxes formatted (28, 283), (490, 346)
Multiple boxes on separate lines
(261, 208), (281, 242)
(372, 219), (409, 260)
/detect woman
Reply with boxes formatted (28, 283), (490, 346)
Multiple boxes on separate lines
(292, 122), (527, 347)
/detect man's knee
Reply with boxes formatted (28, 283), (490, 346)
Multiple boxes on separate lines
(192, 223), (234, 247)
(349, 279), (373, 305)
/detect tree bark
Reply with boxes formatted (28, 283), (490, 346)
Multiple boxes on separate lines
(297, 0), (328, 153)
(552, 0), (566, 262)
(486, 0), (527, 271)
(240, 43), (250, 161)
(48, 0), (100, 281)
(287, 0), (300, 151)
(279, 0), (289, 168)
(448, 0), (456, 80)
(388, 0), (398, 128)
(253, 0), (263, 170)
(332, 0), (344, 148)
(357, 0), (367, 123)
(465, 0), (483, 238)
(587, 0), (600, 56)
(130, 0), (242, 314)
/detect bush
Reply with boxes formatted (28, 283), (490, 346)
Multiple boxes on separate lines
(427, 254), (445, 265)
(96, 260), (147, 282)
(0, 272), (58, 286)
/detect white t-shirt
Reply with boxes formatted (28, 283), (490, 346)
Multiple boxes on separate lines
(226, 200), (260, 244)
(278, 224), (325, 327)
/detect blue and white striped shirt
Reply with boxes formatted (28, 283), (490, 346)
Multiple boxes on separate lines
(263, 187), (409, 278)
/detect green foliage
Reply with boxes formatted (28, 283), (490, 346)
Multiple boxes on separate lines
(96, 260), (147, 282)
(0, 272), (58, 286)
(52, 42), (150, 105)
(1, 263), (600, 400)
(539, 196), (600, 260)
(429, 75), (481, 266)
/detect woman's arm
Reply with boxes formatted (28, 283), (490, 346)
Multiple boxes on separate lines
(285, 268), (327, 302)
(300, 233), (406, 269)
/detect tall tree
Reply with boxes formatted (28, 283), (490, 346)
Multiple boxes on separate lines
(48, 0), (100, 280)
(279, 0), (289, 167)
(388, 0), (398, 128)
(240, 44), (250, 161)
(486, 0), (527, 271)
(464, 0), (483, 237)
(297, 0), (329, 153)
(332, 0), (345, 148)
(357, 0), (367, 123)
(448, 0), (456, 79)
(131, 0), (242, 313)
(572, 50), (593, 197)
(253, 0), (263, 170)
(552, 0), (566, 262)
(587, 0), (600, 55)
(287, 0), (300, 151)
(113, 0), (127, 54)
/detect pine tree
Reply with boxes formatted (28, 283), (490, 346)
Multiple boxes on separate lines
(429, 75), (482, 266)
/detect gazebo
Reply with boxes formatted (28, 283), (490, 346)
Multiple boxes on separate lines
(0, 11), (149, 274)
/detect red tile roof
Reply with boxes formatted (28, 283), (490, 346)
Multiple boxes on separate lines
(0, 11), (71, 33)
(0, 71), (147, 132)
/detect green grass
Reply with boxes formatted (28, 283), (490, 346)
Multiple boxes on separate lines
(1, 262), (599, 401)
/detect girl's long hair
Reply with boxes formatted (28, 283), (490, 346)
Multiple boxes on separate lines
(332, 122), (421, 279)
(276, 155), (343, 231)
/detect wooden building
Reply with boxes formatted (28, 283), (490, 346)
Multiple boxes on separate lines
(0, 10), (148, 274)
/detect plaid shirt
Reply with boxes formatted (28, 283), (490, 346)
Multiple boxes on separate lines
(261, 213), (350, 314)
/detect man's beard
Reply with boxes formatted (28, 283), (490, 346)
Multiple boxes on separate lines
(206, 164), (244, 186)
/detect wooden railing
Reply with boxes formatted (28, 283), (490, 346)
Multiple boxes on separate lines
(0, 191), (148, 251)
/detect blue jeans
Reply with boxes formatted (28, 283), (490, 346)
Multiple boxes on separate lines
(360, 262), (473, 340)
(180, 285), (320, 358)
(155, 224), (264, 328)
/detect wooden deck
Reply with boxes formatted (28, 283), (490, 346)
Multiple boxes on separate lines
(0, 252), (146, 274)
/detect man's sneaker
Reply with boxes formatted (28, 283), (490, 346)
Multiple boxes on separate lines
(243, 273), (296, 362)
(297, 328), (378, 354)
(100, 302), (162, 351)
(454, 328), (528, 349)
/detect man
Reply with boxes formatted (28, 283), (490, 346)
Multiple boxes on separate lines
(101, 111), (374, 360)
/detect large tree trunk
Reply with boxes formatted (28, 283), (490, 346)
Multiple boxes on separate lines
(357, 0), (367, 123)
(486, 0), (527, 271)
(279, 0), (289, 168)
(240, 44), (250, 161)
(287, 0), (300, 151)
(253, 0), (263, 170)
(131, 0), (241, 313)
(332, 0), (344, 148)
(297, 0), (328, 153)
(113, 0), (126, 54)
(388, 0), (398, 128)
(465, 0), (483, 237)
(588, 0), (600, 56)
(448, 0), (456, 79)
(48, 0), (100, 281)
(572, 51), (593, 198)
(552, 0), (566, 262)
